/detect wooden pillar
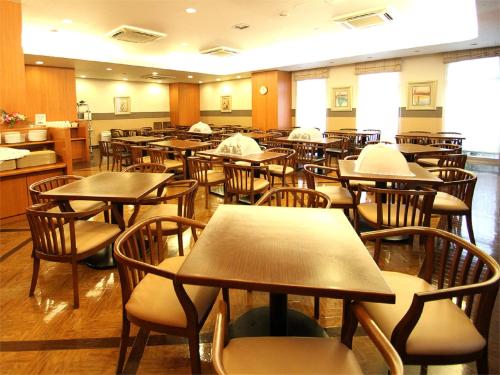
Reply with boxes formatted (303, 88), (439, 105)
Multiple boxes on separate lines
(252, 71), (291, 130)
(169, 83), (200, 126)
(0, 0), (27, 119)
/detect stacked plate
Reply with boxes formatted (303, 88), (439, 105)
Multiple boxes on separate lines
(3, 132), (22, 144)
(28, 129), (48, 142)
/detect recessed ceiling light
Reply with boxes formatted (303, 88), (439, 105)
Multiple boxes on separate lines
(49, 29), (59, 33)
(367, 56), (373, 59)
(279, 12), (289, 17)
(156, 80), (162, 83)
(152, 72), (158, 75)
(233, 23), (250, 30)
(185, 8), (197, 14)
(198, 81), (203, 84)
(123, 78), (128, 81)
(470, 42), (478, 46)
(80, 75), (86, 78)
(62, 19), (72, 24)
(216, 78), (221, 81)
(188, 75), (193, 79)
(35, 61), (44, 65)
(106, 67), (112, 71)
(413, 50), (420, 53)
(236, 75), (241, 79)
(180, 42), (189, 47)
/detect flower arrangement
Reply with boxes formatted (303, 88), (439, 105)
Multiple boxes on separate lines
(1, 109), (26, 128)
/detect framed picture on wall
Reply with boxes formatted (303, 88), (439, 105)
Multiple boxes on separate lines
(407, 81), (437, 110)
(114, 97), (131, 115)
(331, 87), (352, 111)
(220, 95), (232, 113)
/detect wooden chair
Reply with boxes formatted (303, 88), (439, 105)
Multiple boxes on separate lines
(223, 163), (271, 204)
(363, 129), (381, 142)
(255, 187), (331, 208)
(26, 202), (121, 308)
(110, 142), (132, 171)
(122, 129), (137, 137)
(98, 140), (113, 170)
(123, 163), (169, 226)
(295, 143), (326, 168)
(325, 137), (350, 166)
(355, 186), (436, 259)
(139, 126), (152, 135)
(188, 156), (225, 209)
(416, 153), (467, 168)
(147, 147), (185, 177)
(353, 226), (499, 373)
(213, 300), (403, 375)
(29, 175), (107, 216)
(129, 145), (151, 164)
(110, 129), (124, 138)
(133, 180), (199, 255)
(114, 216), (219, 374)
(428, 167), (477, 244)
(265, 147), (297, 187)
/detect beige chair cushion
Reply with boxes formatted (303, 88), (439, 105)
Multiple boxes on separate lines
(62, 221), (121, 254)
(348, 179), (377, 188)
(360, 271), (486, 356)
(268, 164), (294, 175)
(163, 159), (183, 170)
(358, 203), (421, 226)
(316, 185), (353, 206)
(138, 204), (183, 231)
(235, 161), (251, 166)
(126, 256), (219, 328)
(70, 200), (106, 212)
(205, 170), (225, 184)
(418, 158), (439, 166)
(251, 178), (270, 191)
(222, 337), (362, 374)
(432, 191), (469, 212)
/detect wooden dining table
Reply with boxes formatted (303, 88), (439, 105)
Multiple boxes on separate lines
(112, 136), (161, 144)
(222, 132), (273, 144)
(273, 136), (342, 146)
(196, 149), (285, 165)
(175, 205), (395, 337)
(40, 171), (174, 268)
(386, 143), (450, 161)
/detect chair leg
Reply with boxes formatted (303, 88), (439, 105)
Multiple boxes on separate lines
(188, 333), (201, 374)
(29, 256), (40, 297)
(71, 260), (79, 309)
(222, 288), (230, 321)
(447, 214), (453, 233)
(465, 213), (476, 244)
(177, 229), (184, 256)
(116, 313), (131, 375)
(314, 296), (320, 320)
(99, 155), (103, 169)
(205, 185), (209, 209)
(476, 347), (489, 374)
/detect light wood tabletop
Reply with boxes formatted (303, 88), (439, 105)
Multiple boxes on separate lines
(196, 149), (285, 164)
(112, 136), (161, 144)
(149, 139), (212, 151)
(177, 205), (394, 303)
(40, 171), (174, 203)
(274, 136), (342, 146)
(338, 160), (442, 185)
(387, 143), (449, 155)
(223, 132), (272, 140)
(327, 130), (379, 136)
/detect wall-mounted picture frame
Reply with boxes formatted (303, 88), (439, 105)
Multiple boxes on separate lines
(331, 87), (352, 111)
(220, 95), (232, 113)
(114, 96), (131, 115)
(407, 81), (437, 110)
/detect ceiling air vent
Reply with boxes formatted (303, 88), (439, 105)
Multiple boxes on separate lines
(200, 46), (239, 57)
(333, 8), (394, 29)
(108, 25), (166, 43)
(141, 74), (176, 80)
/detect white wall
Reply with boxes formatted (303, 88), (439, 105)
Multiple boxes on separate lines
(76, 78), (169, 113)
(200, 78), (252, 110)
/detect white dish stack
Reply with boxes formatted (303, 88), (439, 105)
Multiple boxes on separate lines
(3, 132), (23, 144)
(28, 129), (48, 141)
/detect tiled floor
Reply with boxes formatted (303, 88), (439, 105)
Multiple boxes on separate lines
(0, 156), (498, 374)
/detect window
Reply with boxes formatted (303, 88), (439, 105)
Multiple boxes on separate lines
(295, 78), (327, 132)
(444, 57), (500, 157)
(356, 72), (400, 142)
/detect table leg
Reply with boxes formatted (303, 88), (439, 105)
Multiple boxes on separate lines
(269, 293), (288, 336)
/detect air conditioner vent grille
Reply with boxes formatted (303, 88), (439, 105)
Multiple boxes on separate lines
(141, 74), (176, 80)
(200, 46), (240, 57)
(108, 25), (166, 43)
(333, 8), (394, 29)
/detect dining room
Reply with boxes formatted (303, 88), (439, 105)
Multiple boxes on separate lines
(1, 1), (500, 374)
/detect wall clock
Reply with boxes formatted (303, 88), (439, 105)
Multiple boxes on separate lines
(259, 85), (268, 95)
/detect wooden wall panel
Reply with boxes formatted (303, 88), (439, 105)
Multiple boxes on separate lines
(0, 1), (26, 117)
(252, 71), (291, 130)
(168, 83), (199, 126)
(25, 66), (77, 121)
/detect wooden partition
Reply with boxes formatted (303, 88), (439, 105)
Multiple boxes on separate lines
(169, 83), (200, 126)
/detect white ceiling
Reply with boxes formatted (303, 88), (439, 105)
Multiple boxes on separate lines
(21, 0), (500, 83)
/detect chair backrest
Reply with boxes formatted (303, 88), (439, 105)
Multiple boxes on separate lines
(110, 129), (124, 138)
(29, 175), (85, 203)
(438, 153), (467, 168)
(162, 179), (199, 220)
(294, 143), (325, 165)
(266, 147), (296, 169)
(188, 157), (214, 183)
(256, 187), (332, 208)
(122, 129), (137, 137)
(429, 142), (462, 153)
(130, 145), (146, 164)
(98, 140), (112, 156)
(139, 127), (153, 135)
(223, 163), (269, 194)
(436, 131), (462, 135)
(153, 122), (162, 130)
(358, 186), (436, 228)
(147, 147), (180, 164)
(361, 226), (499, 350)
(111, 142), (131, 170)
(303, 164), (344, 190)
(114, 215), (206, 303)
(343, 154), (358, 160)
(123, 163), (168, 173)
(428, 167), (476, 205)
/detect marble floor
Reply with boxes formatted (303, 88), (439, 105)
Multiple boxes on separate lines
(0, 156), (498, 375)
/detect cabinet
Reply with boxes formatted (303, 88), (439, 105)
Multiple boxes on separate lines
(0, 122), (90, 222)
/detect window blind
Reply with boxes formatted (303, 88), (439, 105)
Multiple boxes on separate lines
(293, 68), (329, 81)
(443, 46), (500, 64)
(355, 58), (401, 75)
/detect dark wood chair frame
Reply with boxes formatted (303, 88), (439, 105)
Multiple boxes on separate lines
(265, 147), (297, 188)
(98, 140), (113, 170)
(255, 186), (332, 208)
(223, 163), (271, 205)
(188, 156), (225, 209)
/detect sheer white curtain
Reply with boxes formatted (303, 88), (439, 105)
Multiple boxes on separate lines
(444, 57), (500, 157)
(295, 78), (327, 131)
(356, 72), (400, 142)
